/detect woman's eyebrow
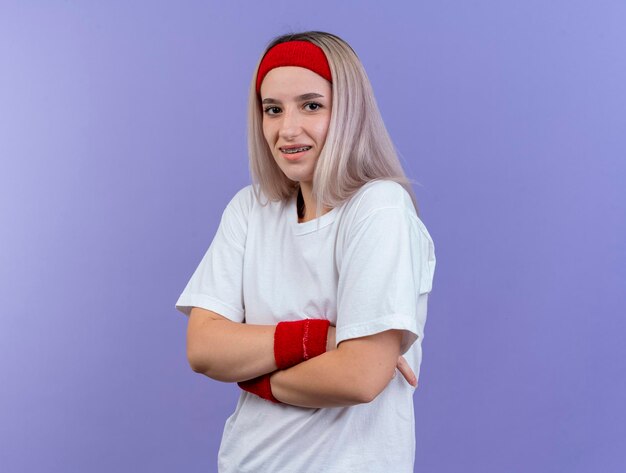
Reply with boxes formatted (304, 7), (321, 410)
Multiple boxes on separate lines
(261, 93), (325, 104)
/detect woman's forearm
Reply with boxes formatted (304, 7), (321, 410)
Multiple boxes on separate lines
(269, 330), (402, 408)
(188, 318), (277, 383)
(269, 349), (382, 408)
(189, 314), (336, 384)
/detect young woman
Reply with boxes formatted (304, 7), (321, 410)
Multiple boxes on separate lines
(175, 31), (436, 472)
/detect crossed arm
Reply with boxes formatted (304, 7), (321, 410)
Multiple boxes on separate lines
(186, 307), (417, 408)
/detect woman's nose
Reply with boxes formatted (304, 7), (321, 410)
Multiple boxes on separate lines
(279, 109), (302, 138)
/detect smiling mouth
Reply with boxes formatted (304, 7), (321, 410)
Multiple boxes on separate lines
(280, 146), (312, 154)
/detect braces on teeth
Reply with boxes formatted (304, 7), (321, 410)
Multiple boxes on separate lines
(283, 147), (311, 154)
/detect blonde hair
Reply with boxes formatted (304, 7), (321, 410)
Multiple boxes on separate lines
(247, 31), (421, 218)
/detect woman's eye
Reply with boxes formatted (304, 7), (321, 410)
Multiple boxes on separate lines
(264, 106), (281, 115)
(305, 102), (322, 111)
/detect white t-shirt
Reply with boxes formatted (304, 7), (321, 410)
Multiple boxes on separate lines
(175, 179), (436, 473)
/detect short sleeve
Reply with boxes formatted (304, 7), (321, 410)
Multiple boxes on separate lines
(174, 186), (253, 322)
(336, 206), (436, 355)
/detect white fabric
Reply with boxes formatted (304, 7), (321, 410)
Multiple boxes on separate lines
(175, 179), (436, 473)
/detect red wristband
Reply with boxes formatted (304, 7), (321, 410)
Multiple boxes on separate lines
(238, 373), (281, 403)
(274, 319), (330, 370)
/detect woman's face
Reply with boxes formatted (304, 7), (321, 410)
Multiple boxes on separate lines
(260, 66), (332, 188)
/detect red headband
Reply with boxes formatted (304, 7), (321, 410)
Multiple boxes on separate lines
(255, 40), (332, 94)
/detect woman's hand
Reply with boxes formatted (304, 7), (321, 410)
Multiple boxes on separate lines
(326, 325), (417, 387)
(395, 355), (417, 387)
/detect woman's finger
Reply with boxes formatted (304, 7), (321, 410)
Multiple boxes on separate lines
(396, 356), (417, 387)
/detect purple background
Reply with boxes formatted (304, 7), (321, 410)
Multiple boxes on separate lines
(1, 1), (625, 472)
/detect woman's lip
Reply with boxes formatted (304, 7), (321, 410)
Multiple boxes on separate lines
(281, 147), (310, 160)
(279, 144), (311, 150)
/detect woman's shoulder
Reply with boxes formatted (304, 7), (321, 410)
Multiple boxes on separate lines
(225, 182), (289, 219)
(227, 182), (263, 207)
(221, 184), (258, 221)
(345, 179), (414, 218)
(230, 183), (257, 201)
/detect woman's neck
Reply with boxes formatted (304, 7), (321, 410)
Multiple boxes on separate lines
(297, 183), (332, 223)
